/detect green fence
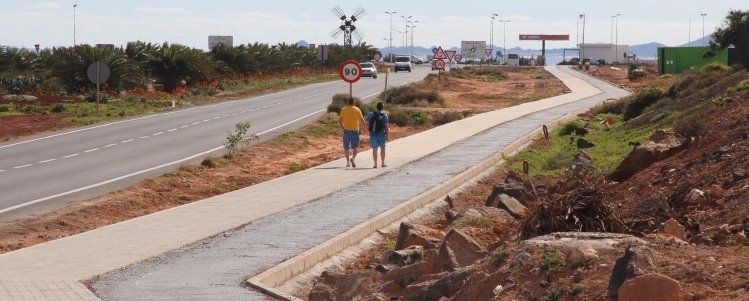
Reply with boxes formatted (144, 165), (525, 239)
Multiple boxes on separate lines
(658, 46), (729, 74)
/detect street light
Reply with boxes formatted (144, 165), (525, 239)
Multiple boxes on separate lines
(490, 13), (498, 60)
(385, 11), (397, 62)
(700, 13), (707, 46)
(614, 14), (621, 63)
(499, 20), (511, 63)
(579, 14), (586, 62)
(408, 20), (419, 56)
(610, 14), (620, 45)
(401, 15), (412, 52)
(398, 30), (406, 49)
(73, 4), (78, 46)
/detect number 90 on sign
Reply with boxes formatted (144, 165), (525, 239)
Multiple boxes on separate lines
(339, 60), (363, 83)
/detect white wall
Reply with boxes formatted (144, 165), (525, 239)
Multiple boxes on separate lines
(581, 44), (630, 63)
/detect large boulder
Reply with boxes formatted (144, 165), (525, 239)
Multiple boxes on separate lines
(570, 151), (594, 171)
(618, 273), (683, 301)
(608, 245), (657, 298)
(488, 194), (526, 218)
(401, 267), (472, 301)
(383, 245), (424, 267)
(608, 130), (687, 182)
(394, 222), (445, 250)
(437, 229), (486, 268)
(660, 218), (687, 241)
(308, 270), (381, 301)
(485, 171), (534, 206)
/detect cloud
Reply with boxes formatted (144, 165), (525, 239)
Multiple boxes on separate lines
(135, 7), (193, 16)
(28, 2), (61, 10)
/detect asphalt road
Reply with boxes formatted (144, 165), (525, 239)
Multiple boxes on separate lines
(0, 66), (431, 222)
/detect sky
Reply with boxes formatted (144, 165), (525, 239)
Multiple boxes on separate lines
(1, 0), (746, 50)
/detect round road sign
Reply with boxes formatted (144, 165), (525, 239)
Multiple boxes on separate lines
(434, 59), (446, 71)
(374, 52), (382, 61)
(339, 60), (363, 83)
(454, 54), (463, 62)
(432, 47), (438, 54)
(87, 61), (111, 84)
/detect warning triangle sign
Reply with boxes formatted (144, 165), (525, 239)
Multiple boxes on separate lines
(445, 50), (457, 61)
(433, 46), (448, 60)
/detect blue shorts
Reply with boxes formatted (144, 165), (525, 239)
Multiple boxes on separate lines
(370, 133), (387, 148)
(343, 130), (360, 150)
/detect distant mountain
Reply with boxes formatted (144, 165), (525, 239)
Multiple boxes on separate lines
(629, 42), (667, 59)
(296, 40), (310, 47)
(678, 34), (714, 47)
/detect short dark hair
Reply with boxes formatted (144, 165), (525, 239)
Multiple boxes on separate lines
(376, 101), (384, 111)
(348, 97), (355, 105)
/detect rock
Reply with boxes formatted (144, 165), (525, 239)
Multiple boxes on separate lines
(521, 232), (648, 256)
(509, 251), (532, 269)
(452, 209), (483, 224)
(382, 251), (438, 288)
(618, 273), (683, 301)
(309, 270), (381, 301)
(402, 267), (471, 301)
(708, 184), (725, 199)
(485, 183), (529, 206)
(569, 246), (599, 262)
(576, 138), (595, 149)
(608, 246), (657, 298)
(445, 209), (460, 223)
(733, 168), (747, 181)
(491, 194), (526, 218)
(383, 245), (424, 267)
(539, 279), (549, 287)
(736, 232), (747, 244)
(661, 218), (687, 241)
(1, 94), (38, 102)
(473, 207), (515, 222)
(492, 283), (513, 296)
(375, 264), (397, 274)
(570, 151), (594, 171)
(686, 189), (706, 204)
(452, 271), (510, 301)
(689, 233), (714, 246)
(395, 222), (445, 250)
(608, 130), (687, 182)
(437, 229), (486, 268)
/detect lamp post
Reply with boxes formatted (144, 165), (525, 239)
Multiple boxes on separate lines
(499, 20), (511, 63)
(385, 11), (397, 62)
(490, 13), (498, 60)
(580, 14), (586, 62)
(688, 17), (692, 46)
(614, 13), (621, 63)
(398, 30), (406, 49)
(73, 4), (78, 46)
(700, 13), (707, 46)
(401, 15), (412, 52)
(408, 20), (419, 56)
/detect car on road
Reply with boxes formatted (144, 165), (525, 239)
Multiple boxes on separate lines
(394, 55), (412, 72)
(360, 62), (378, 79)
(414, 57), (425, 64)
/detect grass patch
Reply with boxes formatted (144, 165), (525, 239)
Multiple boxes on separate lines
(541, 288), (564, 301)
(567, 283), (584, 295)
(537, 252), (565, 276)
(505, 115), (659, 176)
(489, 249), (511, 267)
(289, 163), (308, 172)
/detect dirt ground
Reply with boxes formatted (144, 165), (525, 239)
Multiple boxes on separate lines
(584, 64), (674, 92)
(0, 114), (71, 140)
(0, 67), (561, 254)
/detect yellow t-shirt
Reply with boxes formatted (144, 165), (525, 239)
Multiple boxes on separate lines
(340, 106), (363, 131)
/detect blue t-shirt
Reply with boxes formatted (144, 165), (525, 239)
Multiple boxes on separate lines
(367, 111), (389, 136)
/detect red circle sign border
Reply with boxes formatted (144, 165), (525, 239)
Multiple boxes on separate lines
(339, 60), (363, 83)
(434, 59), (446, 70)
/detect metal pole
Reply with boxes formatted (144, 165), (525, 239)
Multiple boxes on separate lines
(386, 11), (397, 62)
(689, 17), (692, 46)
(701, 13), (707, 46)
(96, 64), (100, 115)
(580, 14), (586, 62)
(73, 4), (78, 46)
(615, 16), (619, 63)
(611, 16), (615, 45)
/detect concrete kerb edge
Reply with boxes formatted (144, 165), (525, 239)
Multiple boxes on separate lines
(245, 107), (592, 300)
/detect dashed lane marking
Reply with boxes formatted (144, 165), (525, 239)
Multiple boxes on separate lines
(63, 153), (79, 158)
(14, 164), (32, 169)
(84, 148), (99, 153)
(39, 159), (56, 163)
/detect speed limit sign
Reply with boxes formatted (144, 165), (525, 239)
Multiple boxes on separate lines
(339, 60), (363, 83)
(454, 54), (463, 63)
(434, 59), (446, 71)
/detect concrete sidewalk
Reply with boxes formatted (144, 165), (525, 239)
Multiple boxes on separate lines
(0, 66), (608, 300)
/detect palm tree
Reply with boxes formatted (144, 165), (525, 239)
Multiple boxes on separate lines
(50, 44), (141, 93)
(0, 46), (40, 73)
(147, 43), (212, 92)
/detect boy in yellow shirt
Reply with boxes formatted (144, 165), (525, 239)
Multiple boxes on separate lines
(339, 97), (366, 168)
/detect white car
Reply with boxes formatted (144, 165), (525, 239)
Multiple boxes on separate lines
(360, 62), (378, 79)
(394, 55), (412, 72)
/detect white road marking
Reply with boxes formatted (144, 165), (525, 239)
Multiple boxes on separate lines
(202, 119), (210, 122)
(168, 128), (177, 132)
(180, 125), (190, 129)
(192, 122), (201, 125)
(0, 109), (331, 215)
(39, 159), (56, 163)
(222, 114), (231, 118)
(212, 117), (221, 120)
(104, 143), (117, 148)
(153, 132), (164, 136)
(0, 170), (5, 173)
(84, 148), (99, 153)
(138, 136), (150, 139)
(121, 139), (134, 143)
(14, 164), (32, 169)
(63, 153), (79, 158)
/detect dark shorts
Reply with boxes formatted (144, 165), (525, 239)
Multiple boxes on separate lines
(342, 130), (360, 150)
(370, 133), (387, 148)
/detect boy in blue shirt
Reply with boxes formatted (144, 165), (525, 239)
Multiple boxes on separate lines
(367, 102), (390, 168)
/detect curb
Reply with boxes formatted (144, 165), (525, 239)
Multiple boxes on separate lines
(246, 107), (591, 301)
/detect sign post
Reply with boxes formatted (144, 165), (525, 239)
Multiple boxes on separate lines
(339, 60), (363, 97)
(445, 50), (457, 71)
(87, 61), (110, 115)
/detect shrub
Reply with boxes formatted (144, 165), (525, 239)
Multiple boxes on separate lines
(51, 103), (67, 113)
(20, 105), (49, 115)
(218, 80), (244, 91)
(558, 120), (588, 136)
(327, 93), (367, 114)
(567, 284), (584, 295)
(191, 86), (219, 96)
(380, 85), (446, 107)
(224, 122), (257, 153)
(675, 111), (706, 138)
(489, 249), (511, 267)
(537, 252), (565, 276)
(0, 103), (15, 113)
(201, 158), (216, 168)
(728, 79), (749, 93)
(388, 107), (412, 126)
(289, 163), (308, 172)
(0, 74), (40, 94)
(622, 88), (664, 120)
(433, 111), (465, 126)
(406, 109), (429, 125)
(594, 98), (626, 115)
(84, 92), (110, 103)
